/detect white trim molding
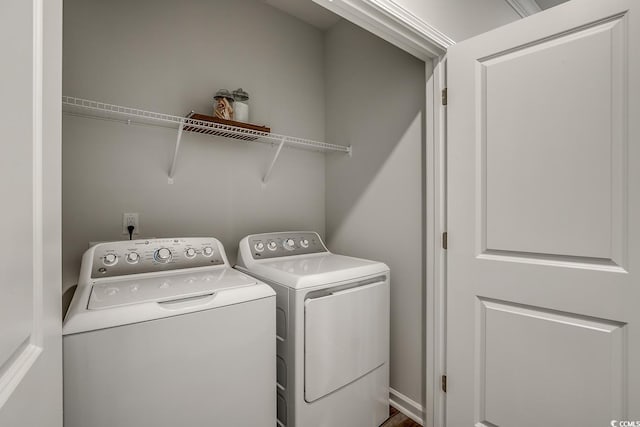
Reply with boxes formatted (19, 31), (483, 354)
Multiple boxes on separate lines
(424, 56), (447, 427)
(312, 0), (454, 60)
(367, 0), (455, 49)
(504, 0), (542, 17)
(0, 344), (42, 408)
(32, 0), (44, 350)
(390, 388), (425, 425)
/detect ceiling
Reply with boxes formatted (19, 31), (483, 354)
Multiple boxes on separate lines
(263, 0), (341, 30)
(263, 0), (571, 32)
(535, 0), (570, 10)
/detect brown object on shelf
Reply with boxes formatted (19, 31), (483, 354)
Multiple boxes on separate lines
(184, 112), (271, 142)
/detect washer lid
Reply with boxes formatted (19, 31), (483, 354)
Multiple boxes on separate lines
(88, 268), (256, 310)
(245, 253), (389, 289)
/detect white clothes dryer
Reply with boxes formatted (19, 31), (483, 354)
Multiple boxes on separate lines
(63, 237), (276, 427)
(235, 231), (390, 427)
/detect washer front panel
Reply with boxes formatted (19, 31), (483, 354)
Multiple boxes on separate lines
(91, 238), (224, 279)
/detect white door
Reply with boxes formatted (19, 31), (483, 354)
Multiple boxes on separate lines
(0, 0), (62, 425)
(447, 0), (639, 425)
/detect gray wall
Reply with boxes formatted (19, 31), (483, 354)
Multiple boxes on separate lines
(63, 0), (428, 410)
(62, 0), (327, 291)
(324, 20), (427, 405)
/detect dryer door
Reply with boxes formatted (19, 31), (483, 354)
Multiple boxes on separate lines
(304, 278), (389, 402)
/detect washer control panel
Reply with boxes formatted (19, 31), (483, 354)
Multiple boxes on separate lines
(90, 238), (225, 278)
(249, 232), (327, 260)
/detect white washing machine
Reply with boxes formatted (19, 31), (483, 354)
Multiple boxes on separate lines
(235, 231), (390, 427)
(63, 237), (276, 427)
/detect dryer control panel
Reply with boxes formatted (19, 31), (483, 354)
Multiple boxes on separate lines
(248, 232), (327, 260)
(89, 238), (225, 279)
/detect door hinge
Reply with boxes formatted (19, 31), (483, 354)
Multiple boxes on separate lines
(442, 232), (448, 250)
(441, 88), (448, 106)
(441, 375), (447, 393)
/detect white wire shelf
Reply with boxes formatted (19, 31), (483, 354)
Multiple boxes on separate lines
(62, 96), (351, 183)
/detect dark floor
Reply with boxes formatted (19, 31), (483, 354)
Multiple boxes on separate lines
(381, 406), (422, 427)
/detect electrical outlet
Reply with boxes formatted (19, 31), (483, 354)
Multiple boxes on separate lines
(122, 213), (140, 235)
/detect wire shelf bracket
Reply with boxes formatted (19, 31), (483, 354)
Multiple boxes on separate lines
(168, 119), (185, 184)
(62, 96), (352, 184)
(263, 137), (286, 184)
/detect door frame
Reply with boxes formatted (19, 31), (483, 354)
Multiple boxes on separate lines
(312, 1), (451, 425)
(425, 56), (447, 427)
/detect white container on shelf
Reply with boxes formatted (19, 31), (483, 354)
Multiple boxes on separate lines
(233, 88), (249, 123)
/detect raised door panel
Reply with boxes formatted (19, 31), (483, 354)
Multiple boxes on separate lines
(478, 299), (625, 427)
(479, 16), (626, 265)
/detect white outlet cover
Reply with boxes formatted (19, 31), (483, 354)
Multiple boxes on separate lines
(122, 213), (140, 235)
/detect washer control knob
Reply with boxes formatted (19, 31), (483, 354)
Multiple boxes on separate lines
(300, 239), (309, 248)
(103, 253), (118, 266)
(284, 238), (295, 250)
(185, 248), (197, 258)
(203, 247), (214, 257)
(267, 241), (278, 251)
(154, 248), (172, 263)
(125, 252), (140, 264)
(254, 242), (265, 252)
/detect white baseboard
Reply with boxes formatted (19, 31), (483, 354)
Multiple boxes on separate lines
(389, 388), (424, 425)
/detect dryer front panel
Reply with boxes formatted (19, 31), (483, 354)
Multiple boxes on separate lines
(303, 278), (389, 402)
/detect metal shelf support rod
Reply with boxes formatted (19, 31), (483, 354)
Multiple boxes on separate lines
(168, 119), (185, 184)
(263, 137), (287, 183)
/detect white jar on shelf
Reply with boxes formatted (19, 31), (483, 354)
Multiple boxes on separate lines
(232, 88), (249, 123)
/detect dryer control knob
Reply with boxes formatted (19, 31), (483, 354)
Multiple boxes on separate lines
(185, 248), (196, 258)
(154, 248), (172, 263)
(254, 242), (265, 252)
(202, 247), (214, 257)
(103, 253), (118, 266)
(284, 238), (295, 250)
(125, 252), (140, 264)
(299, 239), (309, 248)
(267, 241), (277, 251)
